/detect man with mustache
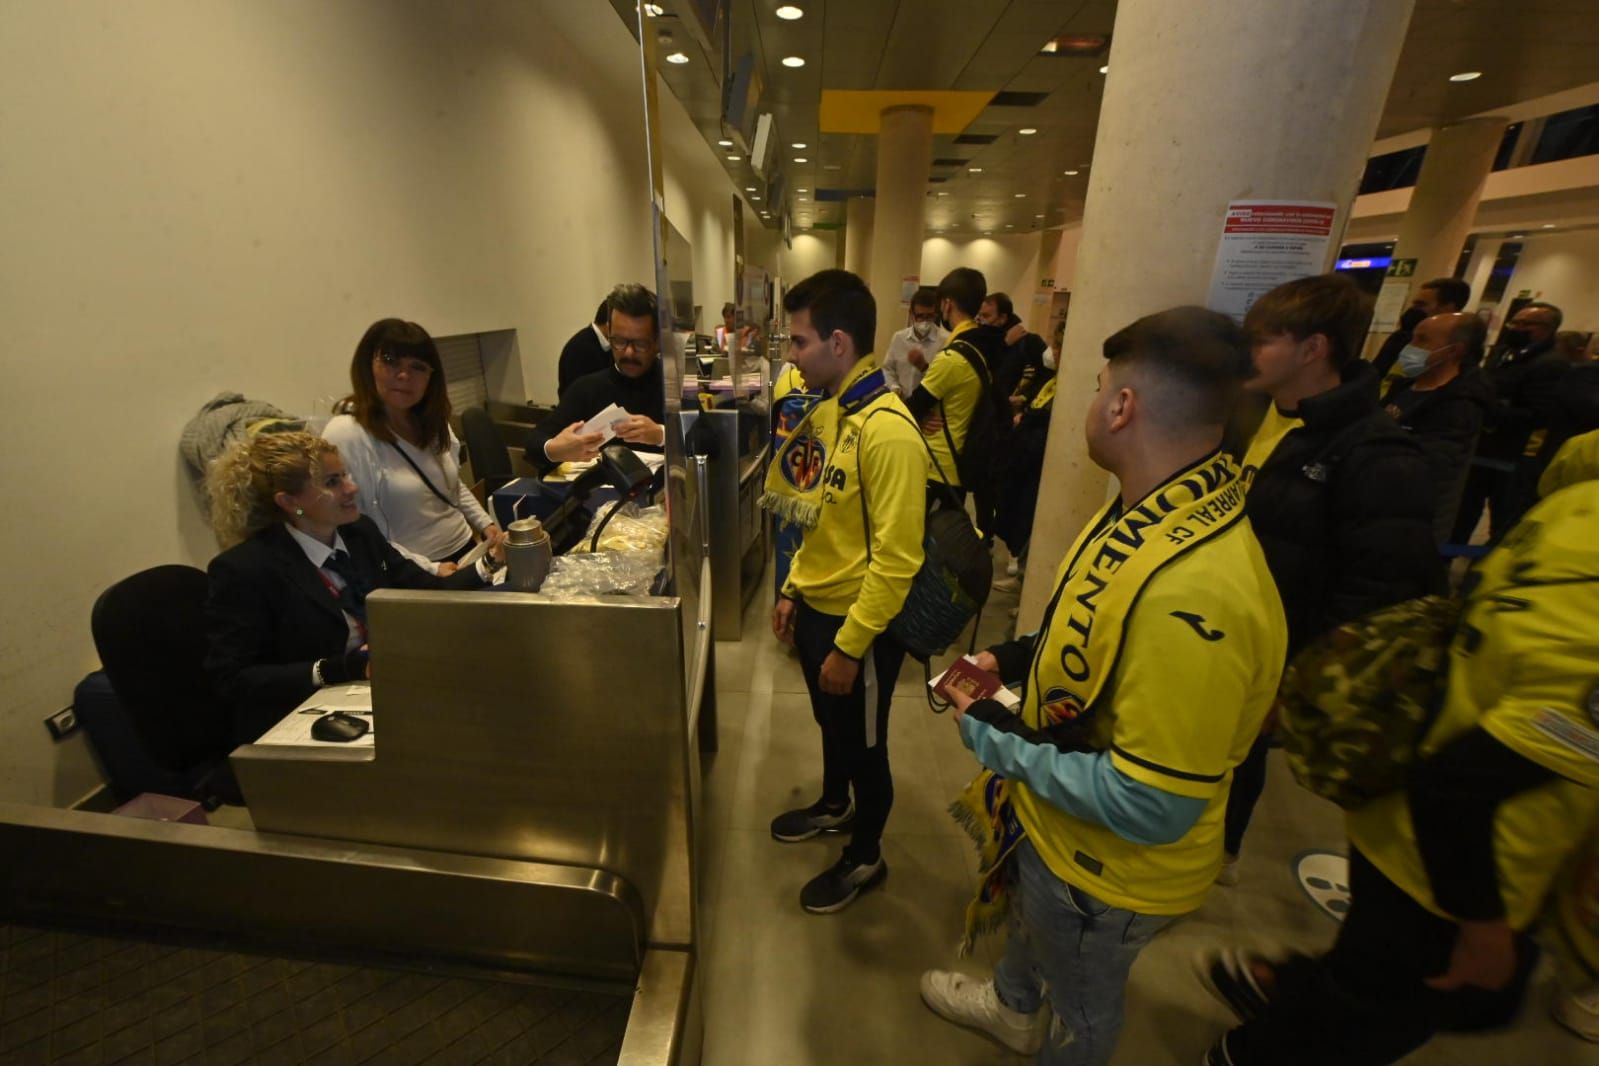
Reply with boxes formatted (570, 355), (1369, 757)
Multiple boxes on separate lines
(526, 283), (666, 472)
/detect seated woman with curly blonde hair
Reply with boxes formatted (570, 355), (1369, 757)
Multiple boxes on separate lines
(204, 431), (497, 744)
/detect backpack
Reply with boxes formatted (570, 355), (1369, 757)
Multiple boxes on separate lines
(857, 408), (992, 661)
(1276, 594), (1460, 809)
(940, 337), (1001, 535)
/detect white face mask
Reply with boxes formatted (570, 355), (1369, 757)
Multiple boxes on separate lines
(911, 320), (935, 341)
(1042, 346), (1057, 371)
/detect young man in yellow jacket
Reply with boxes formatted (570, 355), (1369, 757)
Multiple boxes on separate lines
(765, 269), (930, 914)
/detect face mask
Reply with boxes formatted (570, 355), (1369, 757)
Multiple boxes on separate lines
(911, 320), (935, 340)
(1042, 346), (1057, 371)
(1499, 327), (1531, 350)
(1396, 343), (1433, 378)
(1398, 306), (1428, 332)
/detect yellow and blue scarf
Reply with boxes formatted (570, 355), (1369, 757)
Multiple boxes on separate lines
(760, 362), (890, 529)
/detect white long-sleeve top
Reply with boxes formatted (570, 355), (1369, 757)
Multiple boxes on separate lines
(881, 324), (949, 397)
(322, 414), (495, 574)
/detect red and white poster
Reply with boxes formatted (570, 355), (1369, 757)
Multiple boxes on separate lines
(1206, 200), (1337, 322)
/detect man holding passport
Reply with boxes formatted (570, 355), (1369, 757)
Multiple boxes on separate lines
(762, 269), (929, 915)
(920, 307), (1286, 1064)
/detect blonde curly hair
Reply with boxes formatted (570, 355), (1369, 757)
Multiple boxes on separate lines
(207, 431), (338, 548)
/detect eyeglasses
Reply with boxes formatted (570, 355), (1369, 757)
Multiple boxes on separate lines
(611, 336), (656, 353)
(375, 351), (434, 376)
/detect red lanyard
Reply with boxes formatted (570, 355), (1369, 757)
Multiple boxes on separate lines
(314, 566), (368, 643)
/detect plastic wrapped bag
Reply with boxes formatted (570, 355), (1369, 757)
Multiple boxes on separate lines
(538, 547), (663, 598)
(568, 502), (669, 555)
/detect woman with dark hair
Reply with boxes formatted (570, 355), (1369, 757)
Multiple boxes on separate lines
(204, 432), (496, 744)
(323, 318), (502, 574)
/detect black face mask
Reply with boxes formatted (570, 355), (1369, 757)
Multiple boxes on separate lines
(1499, 327), (1532, 350)
(1398, 306), (1428, 332)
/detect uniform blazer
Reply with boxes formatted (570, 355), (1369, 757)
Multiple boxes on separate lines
(204, 516), (481, 744)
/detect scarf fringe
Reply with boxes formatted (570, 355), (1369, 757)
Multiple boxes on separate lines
(758, 491), (821, 529)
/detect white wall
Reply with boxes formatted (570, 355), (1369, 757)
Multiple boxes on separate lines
(0, 0), (740, 804)
(1497, 230), (1599, 331)
(920, 234), (1045, 314)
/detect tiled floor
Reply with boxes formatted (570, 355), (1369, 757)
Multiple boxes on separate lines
(698, 563), (1599, 1065)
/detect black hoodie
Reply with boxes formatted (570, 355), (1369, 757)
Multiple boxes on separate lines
(1382, 367), (1496, 542)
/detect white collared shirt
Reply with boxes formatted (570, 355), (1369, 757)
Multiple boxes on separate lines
(882, 324), (949, 397)
(592, 322), (612, 352)
(285, 524), (363, 654)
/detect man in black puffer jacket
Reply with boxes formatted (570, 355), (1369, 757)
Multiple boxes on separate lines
(1221, 273), (1445, 883)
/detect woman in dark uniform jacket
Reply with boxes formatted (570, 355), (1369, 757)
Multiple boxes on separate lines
(204, 431), (495, 744)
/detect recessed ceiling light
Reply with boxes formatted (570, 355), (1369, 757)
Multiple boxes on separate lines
(936, 191), (949, 197)
(1511, 233), (1526, 239)
(644, 3), (665, 15)
(983, 230), (992, 236)
(752, 195), (761, 201)
(969, 167), (983, 173)
(1005, 223), (1014, 228)
(666, 52), (689, 64)
(745, 186), (756, 191)
(1018, 128), (1037, 136)
(776, 5), (804, 20)
(1064, 169), (1079, 176)
(792, 142), (807, 149)
(1035, 213), (1045, 218)
(1542, 223), (1556, 228)
(1098, 65), (1109, 74)
(781, 56), (806, 68)
(717, 139), (733, 147)
(726, 154), (740, 161)
(1449, 71), (1482, 82)
(796, 187), (809, 193)
(1014, 193), (1026, 198)
(823, 163), (841, 170)
(794, 156), (808, 163)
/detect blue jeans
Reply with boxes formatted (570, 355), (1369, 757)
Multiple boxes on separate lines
(994, 839), (1177, 1066)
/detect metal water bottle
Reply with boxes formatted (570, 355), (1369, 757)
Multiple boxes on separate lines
(504, 517), (552, 592)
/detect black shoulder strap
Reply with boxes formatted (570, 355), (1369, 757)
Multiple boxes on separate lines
(856, 405), (952, 566)
(388, 439), (458, 509)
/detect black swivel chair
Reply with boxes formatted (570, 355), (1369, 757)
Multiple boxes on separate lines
(461, 405), (515, 494)
(83, 564), (239, 805)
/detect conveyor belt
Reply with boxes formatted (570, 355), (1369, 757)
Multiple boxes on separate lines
(0, 923), (629, 1065)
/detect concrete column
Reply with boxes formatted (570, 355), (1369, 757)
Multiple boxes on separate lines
(1462, 236), (1503, 312)
(1020, 0), (1414, 628)
(868, 105), (934, 354)
(843, 197), (875, 278)
(1392, 117), (1508, 285)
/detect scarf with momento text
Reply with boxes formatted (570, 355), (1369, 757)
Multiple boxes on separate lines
(950, 451), (1246, 953)
(758, 362), (890, 529)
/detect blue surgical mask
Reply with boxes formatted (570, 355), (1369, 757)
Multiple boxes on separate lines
(1396, 343), (1433, 378)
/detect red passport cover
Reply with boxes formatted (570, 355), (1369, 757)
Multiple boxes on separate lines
(933, 656), (1004, 704)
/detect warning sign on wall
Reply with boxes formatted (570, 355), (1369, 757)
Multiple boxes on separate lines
(1205, 200), (1338, 322)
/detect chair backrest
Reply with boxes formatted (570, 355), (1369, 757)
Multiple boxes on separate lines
(461, 405), (513, 482)
(90, 565), (229, 772)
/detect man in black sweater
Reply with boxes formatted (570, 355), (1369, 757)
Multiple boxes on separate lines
(527, 284), (666, 474)
(1220, 273), (1443, 883)
(557, 298), (614, 399)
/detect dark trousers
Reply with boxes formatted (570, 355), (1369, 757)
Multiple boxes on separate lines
(1226, 848), (1537, 1065)
(793, 601), (906, 865)
(1223, 735), (1271, 856)
(1451, 461), (1518, 544)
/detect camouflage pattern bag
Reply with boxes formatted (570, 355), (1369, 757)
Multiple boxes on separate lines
(1277, 595), (1462, 809)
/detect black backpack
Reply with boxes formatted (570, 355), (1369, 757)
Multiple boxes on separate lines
(857, 408), (992, 661)
(939, 336), (1001, 535)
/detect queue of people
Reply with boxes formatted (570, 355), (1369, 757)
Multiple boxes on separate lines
(754, 263), (1598, 1065)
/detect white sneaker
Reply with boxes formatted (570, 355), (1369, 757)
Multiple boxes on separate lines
(920, 970), (1047, 1055)
(1215, 853), (1240, 887)
(1555, 984), (1599, 1041)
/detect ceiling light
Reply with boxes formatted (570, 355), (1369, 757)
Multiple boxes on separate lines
(1014, 193), (1026, 198)
(644, 3), (665, 15)
(792, 142), (807, 149)
(726, 154), (740, 160)
(1098, 65), (1109, 74)
(1449, 71), (1482, 82)
(1018, 128), (1037, 136)
(936, 191), (949, 197)
(775, 5), (804, 20)
(745, 186), (756, 191)
(983, 230), (992, 236)
(796, 187), (809, 192)
(752, 195), (761, 201)
(1035, 213), (1045, 218)
(666, 52), (689, 64)
(717, 138), (733, 147)
(1005, 224), (1015, 228)
(1510, 233), (1526, 239)
(782, 56), (806, 68)
(1064, 169), (1079, 176)
(1039, 33), (1110, 57)
(969, 167), (983, 173)
(1542, 223), (1556, 228)
(794, 156), (808, 163)
(824, 163), (841, 170)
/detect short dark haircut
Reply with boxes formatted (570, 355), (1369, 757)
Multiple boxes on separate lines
(1447, 314), (1488, 369)
(985, 292), (1015, 320)
(606, 283), (659, 335)
(937, 267), (987, 318)
(721, 302), (737, 317)
(910, 285), (939, 311)
(593, 299), (610, 327)
(1521, 300), (1564, 330)
(347, 318), (452, 453)
(1420, 277), (1470, 311)
(1103, 306), (1253, 428)
(1243, 273), (1371, 372)
(783, 269), (876, 354)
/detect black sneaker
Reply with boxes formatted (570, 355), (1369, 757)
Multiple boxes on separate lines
(800, 853), (888, 914)
(770, 799), (855, 842)
(1196, 947), (1273, 1023)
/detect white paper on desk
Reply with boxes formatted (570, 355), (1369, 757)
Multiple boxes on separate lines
(580, 403), (629, 443)
(634, 451), (666, 471)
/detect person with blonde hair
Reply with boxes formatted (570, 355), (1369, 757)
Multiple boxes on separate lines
(204, 431), (495, 745)
(322, 318), (502, 575)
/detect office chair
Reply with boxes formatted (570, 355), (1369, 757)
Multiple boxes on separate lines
(461, 405), (515, 493)
(85, 565), (238, 804)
